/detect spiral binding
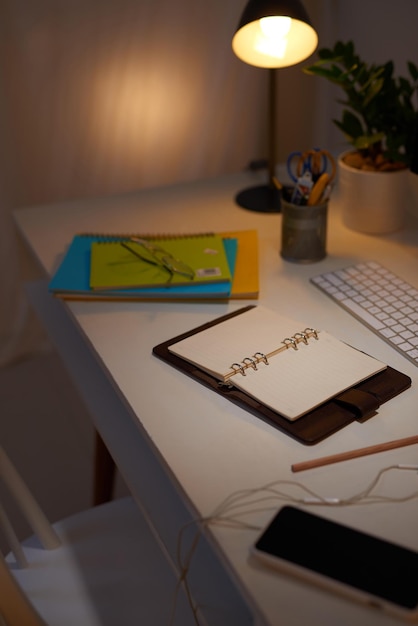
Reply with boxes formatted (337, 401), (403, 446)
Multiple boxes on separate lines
(224, 328), (319, 381)
(79, 232), (214, 242)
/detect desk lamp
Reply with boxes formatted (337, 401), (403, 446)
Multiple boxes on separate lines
(232, 0), (318, 212)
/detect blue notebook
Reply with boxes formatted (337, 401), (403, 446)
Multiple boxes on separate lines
(48, 233), (238, 301)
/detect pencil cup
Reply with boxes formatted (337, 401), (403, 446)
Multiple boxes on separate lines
(280, 197), (328, 263)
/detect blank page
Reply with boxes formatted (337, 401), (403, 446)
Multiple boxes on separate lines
(168, 306), (386, 420)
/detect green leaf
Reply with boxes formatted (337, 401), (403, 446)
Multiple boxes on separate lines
(408, 61), (418, 81)
(353, 132), (385, 150)
(340, 110), (364, 138)
(303, 57), (344, 76)
(339, 63), (360, 82)
(317, 47), (334, 60)
(363, 77), (384, 106)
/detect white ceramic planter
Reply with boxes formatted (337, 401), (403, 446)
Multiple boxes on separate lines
(338, 153), (409, 234)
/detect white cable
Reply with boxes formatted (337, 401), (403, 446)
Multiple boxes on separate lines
(303, 497), (340, 504)
(170, 464), (418, 626)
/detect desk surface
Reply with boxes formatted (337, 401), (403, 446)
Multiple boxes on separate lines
(14, 171), (418, 626)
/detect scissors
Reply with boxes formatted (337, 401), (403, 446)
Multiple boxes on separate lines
(287, 150), (313, 184)
(287, 148), (336, 184)
(286, 148), (336, 205)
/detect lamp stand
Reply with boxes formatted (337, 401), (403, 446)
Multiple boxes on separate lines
(235, 69), (282, 213)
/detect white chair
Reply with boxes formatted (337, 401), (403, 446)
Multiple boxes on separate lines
(0, 445), (196, 626)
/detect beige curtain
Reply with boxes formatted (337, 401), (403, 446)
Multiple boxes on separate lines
(0, 0), (272, 207)
(0, 0), (264, 365)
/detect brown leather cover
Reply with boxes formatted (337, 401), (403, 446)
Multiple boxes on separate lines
(153, 306), (412, 445)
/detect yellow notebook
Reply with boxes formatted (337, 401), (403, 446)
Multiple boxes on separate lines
(89, 234), (232, 290)
(219, 230), (259, 300)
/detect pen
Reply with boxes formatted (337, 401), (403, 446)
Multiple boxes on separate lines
(291, 435), (418, 472)
(307, 172), (330, 205)
(272, 176), (283, 191)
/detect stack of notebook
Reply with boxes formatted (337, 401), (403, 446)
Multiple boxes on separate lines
(48, 230), (259, 301)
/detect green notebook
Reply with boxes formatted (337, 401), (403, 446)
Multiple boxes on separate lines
(89, 234), (233, 290)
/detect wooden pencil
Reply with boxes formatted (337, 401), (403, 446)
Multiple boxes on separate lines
(291, 435), (418, 473)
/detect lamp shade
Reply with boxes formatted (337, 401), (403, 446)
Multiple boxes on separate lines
(232, 0), (318, 68)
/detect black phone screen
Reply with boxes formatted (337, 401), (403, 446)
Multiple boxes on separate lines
(254, 506), (418, 611)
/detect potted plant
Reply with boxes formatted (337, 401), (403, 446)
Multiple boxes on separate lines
(304, 40), (418, 233)
(408, 116), (418, 217)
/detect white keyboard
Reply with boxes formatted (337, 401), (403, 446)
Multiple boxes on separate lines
(311, 261), (418, 366)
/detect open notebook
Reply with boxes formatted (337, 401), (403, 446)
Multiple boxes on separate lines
(165, 305), (386, 420)
(153, 306), (411, 443)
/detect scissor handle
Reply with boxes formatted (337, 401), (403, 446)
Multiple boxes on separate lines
(321, 150), (336, 182)
(287, 151), (307, 183)
(298, 149), (336, 182)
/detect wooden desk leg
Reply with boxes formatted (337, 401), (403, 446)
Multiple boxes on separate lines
(93, 431), (116, 505)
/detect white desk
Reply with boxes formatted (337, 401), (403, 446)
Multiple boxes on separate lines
(14, 172), (418, 626)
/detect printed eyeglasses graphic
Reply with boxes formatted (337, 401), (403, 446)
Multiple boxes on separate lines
(119, 237), (195, 281)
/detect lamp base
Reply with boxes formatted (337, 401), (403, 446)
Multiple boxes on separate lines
(235, 184), (281, 213)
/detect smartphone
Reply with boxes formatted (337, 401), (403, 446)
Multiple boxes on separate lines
(251, 505), (418, 621)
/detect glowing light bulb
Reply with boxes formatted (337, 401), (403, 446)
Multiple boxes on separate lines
(260, 16), (291, 38)
(255, 16), (292, 58)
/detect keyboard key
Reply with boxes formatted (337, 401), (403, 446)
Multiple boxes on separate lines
(381, 328), (396, 338)
(311, 261), (418, 366)
(340, 299), (385, 329)
(398, 342), (414, 351)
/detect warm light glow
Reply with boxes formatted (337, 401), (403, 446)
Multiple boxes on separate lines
(232, 16), (318, 68)
(260, 15), (291, 38)
(255, 16), (291, 58)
